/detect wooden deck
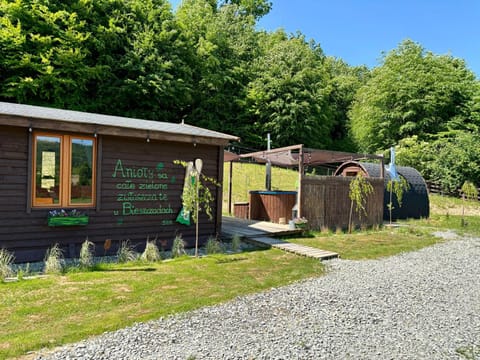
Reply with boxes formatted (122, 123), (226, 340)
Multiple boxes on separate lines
(221, 216), (339, 261)
(222, 216), (302, 238)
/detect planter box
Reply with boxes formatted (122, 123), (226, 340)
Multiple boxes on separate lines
(295, 223), (307, 230)
(233, 202), (249, 219)
(48, 216), (89, 227)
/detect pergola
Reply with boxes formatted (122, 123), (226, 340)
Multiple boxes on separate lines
(224, 144), (384, 215)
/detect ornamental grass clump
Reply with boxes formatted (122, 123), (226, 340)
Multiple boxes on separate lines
(171, 234), (186, 258)
(205, 236), (223, 255)
(117, 240), (137, 263)
(79, 238), (95, 269)
(44, 244), (64, 274)
(141, 237), (161, 262)
(321, 226), (332, 235)
(16, 263), (31, 281)
(0, 248), (15, 282)
(230, 234), (242, 252)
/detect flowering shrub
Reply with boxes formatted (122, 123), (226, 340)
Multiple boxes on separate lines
(293, 217), (308, 225)
(48, 209), (86, 218)
(292, 217), (308, 232)
(47, 209), (88, 226)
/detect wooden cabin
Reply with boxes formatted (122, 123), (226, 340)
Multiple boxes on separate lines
(0, 102), (238, 262)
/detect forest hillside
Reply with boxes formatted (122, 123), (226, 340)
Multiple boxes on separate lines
(1, 0), (479, 191)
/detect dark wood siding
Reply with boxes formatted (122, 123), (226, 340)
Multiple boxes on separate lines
(0, 126), (223, 263)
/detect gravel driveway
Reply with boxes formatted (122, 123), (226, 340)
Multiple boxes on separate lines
(36, 234), (480, 360)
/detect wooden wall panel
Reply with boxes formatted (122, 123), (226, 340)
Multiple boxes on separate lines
(249, 191), (297, 223)
(0, 126), (223, 263)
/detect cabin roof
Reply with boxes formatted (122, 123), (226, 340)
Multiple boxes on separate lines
(0, 102), (238, 145)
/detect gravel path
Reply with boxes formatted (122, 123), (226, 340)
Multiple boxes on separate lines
(36, 234), (480, 360)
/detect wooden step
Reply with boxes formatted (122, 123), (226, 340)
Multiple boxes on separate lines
(222, 216), (339, 261)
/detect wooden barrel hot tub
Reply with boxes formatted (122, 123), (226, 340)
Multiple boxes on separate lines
(249, 190), (297, 223)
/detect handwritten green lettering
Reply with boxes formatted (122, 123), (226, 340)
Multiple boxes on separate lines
(112, 159), (155, 179)
(112, 159), (125, 178)
(122, 202), (174, 216)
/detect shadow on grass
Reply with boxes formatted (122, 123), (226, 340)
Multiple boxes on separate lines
(279, 231), (316, 239)
(215, 256), (248, 264)
(92, 266), (157, 273)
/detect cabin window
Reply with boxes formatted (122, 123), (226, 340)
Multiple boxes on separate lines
(33, 133), (96, 208)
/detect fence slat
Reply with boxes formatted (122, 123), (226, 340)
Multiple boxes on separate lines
(426, 182), (480, 201)
(301, 176), (384, 230)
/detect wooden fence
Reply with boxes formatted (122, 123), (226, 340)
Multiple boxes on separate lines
(301, 176), (384, 231)
(426, 182), (480, 201)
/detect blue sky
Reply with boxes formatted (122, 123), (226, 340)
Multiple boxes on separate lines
(169, 0), (479, 78)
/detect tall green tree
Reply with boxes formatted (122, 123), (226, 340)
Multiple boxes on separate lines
(0, 0), (103, 108)
(428, 131), (480, 192)
(395, 131), (480, 192)
(176, 0), (259, 139)
(220, 0), (272, 19)
(324, 58), (370, 151)
(247, 31), (333, 149)
(92, 0), (193, 121)
(0, 0), (192, 121)
(349, 39), (478, 153)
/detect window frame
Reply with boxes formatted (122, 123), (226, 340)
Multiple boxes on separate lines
(32, 132), (97, 208)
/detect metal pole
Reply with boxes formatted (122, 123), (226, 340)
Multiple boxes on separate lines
(266, 133), (271, 191)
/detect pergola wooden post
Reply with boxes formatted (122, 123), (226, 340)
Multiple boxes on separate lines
(224, 151), (241, 216)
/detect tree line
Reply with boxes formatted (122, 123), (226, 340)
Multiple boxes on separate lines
(1, 0), (479, 191)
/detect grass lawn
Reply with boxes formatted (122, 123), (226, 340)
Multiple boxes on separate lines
(3, 166), (479, 359)
(287, 226), (443, 260)
(401, 214), (480, 237)
(287, 194), (480, 259)
(417, 193), (480, 237)
(0, 250), (323, 359)
(429, 193), (480, 217)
